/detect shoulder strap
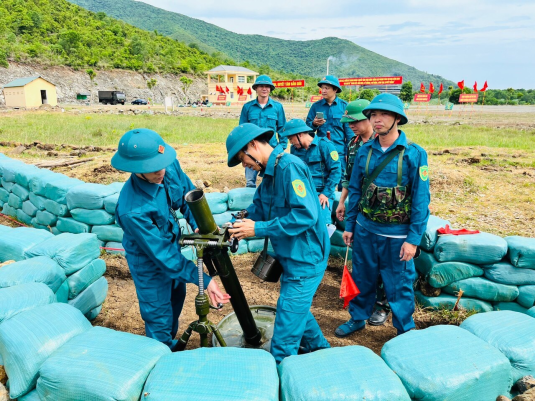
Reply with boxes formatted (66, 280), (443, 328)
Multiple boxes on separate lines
(262, 153), (285, 257)
(363, 146), (403, 193)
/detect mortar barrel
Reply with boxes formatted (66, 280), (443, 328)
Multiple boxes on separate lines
(184, 189), (218, 235)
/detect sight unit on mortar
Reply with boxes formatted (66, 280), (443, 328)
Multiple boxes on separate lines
(98, 91), (126, 105)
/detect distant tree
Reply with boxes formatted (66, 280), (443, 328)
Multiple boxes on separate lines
(399, 81), (413, 102)
(147, 78), (157, 89)
(359, 88), (379, 102)
(86, 69), (96, 81)
(96, 11), (107, 20)
(505, 88), (515, 105)
(0, 49), (8, 68)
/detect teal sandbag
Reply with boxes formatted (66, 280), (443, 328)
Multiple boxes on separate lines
(1, 160), (28, 182)
(84, 305), (102, 321)
(181, 246), (196, 261)
(29, 170), (64, 196)
(415, 250), (484, 288)
(18, 389), (41, 400)
(461, 311), (535, 382)
(108, 181), (125, 192)
(143, 348), (278, 401)
(103, 193), (119, 214)
(227, 187), (256, 211)
(493, 302), (528, 314)
(506, 236), (535, 269)
(0, 227), (53, 262)
(43, 199), (69, 217)
(213, 211), (234, 227)
(51, 226), (62, 235)
(330, 244), (352, 260)
(420, 215), (450, 252)
(415, 291), (493, 313)
(2, 203), (16, 217)
(0, 283), (56, 324)
(0, 256), (66, 292)
(56, 217), (91, 234)
(68, 276), (108, 315)
(528, 307), (535, 318)
(517, 285), (535, 308)
(91, 224), (123, 242)
(0, 187), (9, 203)
(0, 303), (92, 399)
(233, 239), (248, 255)
(67, 258), (106, 300)
(35, 210), (57, 226)
(11, 183), (29, 201)
(484, 262), (535, 286)
(246, 238), (265, 253)
(381, 325), (513, 401)
(36, 326), (170, 401)
(32, 222), (50, 231)
(279, 346), (410, 401)
(28, 192), (46, 211)
(54, 280), (69, 303)
(70, 208), (114, 225)
(178, 218), (193, 234)
(16, 209), (33, 226)
(22, 200), (38, 217)
(442, 277), (519, 302)
(15, 164), (41, 188)
(330, 229), (346, 247)
(66, 183), (118, 210)
(205, 192), (229, 214)
(8, 192), (22, 209)
(1, 178), (15, 191)
(44, 176), (84, 204)
(434, 232), (508, 264)
(104, 241), (125, 255)
(25, 233), (101, 275)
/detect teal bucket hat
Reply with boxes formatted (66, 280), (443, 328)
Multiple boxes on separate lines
(111, 128), (177, 173)
(280, 119), (313, 138)
(362, 93), (408, 125)
(226, 123), (274, 167)
(252, 75), (275, 91)
(317, 75), (342, 93)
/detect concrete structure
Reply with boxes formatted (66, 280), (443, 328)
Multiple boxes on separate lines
(204, 65), (258, 105)
(2, 76), (58, 108)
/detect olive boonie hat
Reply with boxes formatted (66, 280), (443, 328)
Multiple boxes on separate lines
(317, 75), (342, 93)
(362, 93), (408, 125)
(279, 119), (313, 138)
(252, 75), (275, 91)
(340, 99), (371, 123)
(111, 128), (177, 173)
(226, 123), (274, 167)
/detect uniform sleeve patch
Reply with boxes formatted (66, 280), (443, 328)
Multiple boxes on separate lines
(330, 150), (339, 161)
(292, 179), (307, 198)
(419, 166), (429, 181)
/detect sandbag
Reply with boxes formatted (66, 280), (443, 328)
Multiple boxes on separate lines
(461, 311), (535, 382)
(143, 348), (278, 401)
(0, 227), (53, 262)
(227, 188), (256, 211)
(434, 232), (507, 264)
(493, 302), (529, 314)
(43, 199), (69, 217)
(484, 262), (535, 286)
(11, 184), (29, 201)
(16, 209), (33, 226)
(29, 170), (64, 196)
(330, 229), (346, 247)
(36, 326), (170, 401)
(22, 200), (38, 217)
(1, 203), (16, 217)
(70, 208), (114, 225)
(0, 256), (66, 292)
(213, 211), (234, 227)
(28, 192), (46, 211)
(68, 276), (108, 315)
(0, 283), (56, 324)
(18, 389), (41, 401)
(55, 280), (69, 303)
(415, 291), (493, 313)
(84, 305), (102, 321)
(205, 192), (229, 214)
(420, 215), (451, 251)
(415, 251), (484, 288)
(1, 178), (15, 191)
(56, 217), (91, 234)
(66, 183), (118, 210)
(35, 210), (57, 226)
(91, 224), (123, 242)
(0, 187), (9, 203)
(381, 325), (513, 401)
(279, 346), (410, 401)
(32, 222), (50, 231)
(8, 193), (22, 209)
(14, 164), (41, 188)
(234, 239), (248, 255)
(528, 307), (535, 318)
(44, 177), (84, 204)
(517, 285), (535, 309)
(0, 303), (92, 399)
(67, 258), (106, 299)
(442, 277), (519, 302)
(51, 226), (62, 235)
(246, 238), (265, 253)
(25, 233), (101, 275)
(178, 218), (193, 234)
(330, 244), (352, 260)
(506, 236), (535, 269)
(104, 241), (125, 255)
(181, 246), (196, 261)
(103, 193), (119, 214)
(1, 160), (28, 182)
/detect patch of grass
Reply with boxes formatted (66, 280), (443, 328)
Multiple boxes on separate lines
(414, 302), (478, 327)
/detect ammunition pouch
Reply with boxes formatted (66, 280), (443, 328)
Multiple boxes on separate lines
(251, 252), (283, 283)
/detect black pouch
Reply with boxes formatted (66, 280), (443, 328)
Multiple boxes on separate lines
(251, 252), (283, 282)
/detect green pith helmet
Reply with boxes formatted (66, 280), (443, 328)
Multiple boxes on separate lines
(362, 93), (408, 125)
(226, 123), (274, 167)
(340, 99), (371, 123)
(279, 119), (313, 138)
(317, 75), (342, 93)
(111, 128), (176, 173)
(252, 75), (275, 91)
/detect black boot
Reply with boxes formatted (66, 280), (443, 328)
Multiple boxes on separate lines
(368, 307), (390, 326)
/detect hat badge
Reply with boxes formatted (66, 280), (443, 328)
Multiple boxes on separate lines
(158, 145), (165, 154)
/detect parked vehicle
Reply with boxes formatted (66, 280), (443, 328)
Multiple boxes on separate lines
(98, 91), (126, 105)
(131, 98), (148, 105)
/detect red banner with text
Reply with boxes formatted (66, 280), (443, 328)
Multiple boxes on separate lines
(413, 93), (431, 102)
(238, 95), (248, 101)
(339, 76), (403, 86)
(310, 95), (323, 102)
(273, 80), (305, 88)
(459, 93), (479, 103)
(217, 95), (227, 101)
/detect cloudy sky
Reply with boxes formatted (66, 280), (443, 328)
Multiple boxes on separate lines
(140, 0), (534, 89)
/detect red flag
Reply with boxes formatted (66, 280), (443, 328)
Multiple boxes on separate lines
(420, 83), (425, 93)
(458, 80), (465, 90)
(429, 82), (435, 93)
(225, 86), (229, 94)
(473, 81), (478, 92)
(237, 86), (241, 95)
(340, 265), (360, 308)
(247, 87), (252, 95)
(319, 87), (322, 95)
(438, 83), (444, 95)
(481, 81), (488, 92)
(437, 224), (480, 236)
(215, 85), (220, 92)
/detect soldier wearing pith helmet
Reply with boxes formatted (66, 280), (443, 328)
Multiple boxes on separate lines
(336, 93), (430, 338)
